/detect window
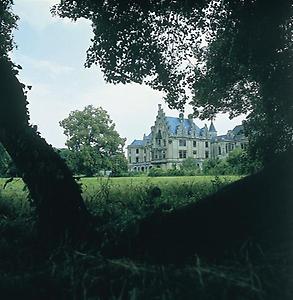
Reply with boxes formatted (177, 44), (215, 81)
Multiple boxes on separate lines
(136, 157), (139, 163)
(193, 150), (197, 155)
(144, 148), (146, 153)
(193, 141), (197, 147)
(205, 141), (209, 148)
(136, 148), (139, 154)
(163, 152), (166, 159)
(129, 157), (131, 163)
(144, 156), (146, 162)
(218, 146), (221, 155)
(179, 139), (187, 147)
(158, 139), (161, 146)
(179, 150), (187, 158)
(205, 151), (209, 159)
(163, 139), (166, 146)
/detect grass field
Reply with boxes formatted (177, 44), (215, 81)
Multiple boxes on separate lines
(0, 175), (291, 299)
(0, 175), (239, 213)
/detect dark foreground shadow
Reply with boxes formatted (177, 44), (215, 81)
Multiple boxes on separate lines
(111, 148), (293, 264)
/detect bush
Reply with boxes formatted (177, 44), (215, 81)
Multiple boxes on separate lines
(203, 149), (262, 176)
(148, 168), (165, 177)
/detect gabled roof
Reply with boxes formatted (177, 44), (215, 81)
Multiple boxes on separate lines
(165, 116), (201, 135)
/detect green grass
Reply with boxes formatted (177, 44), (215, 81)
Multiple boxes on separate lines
(0, 175), (291, 299)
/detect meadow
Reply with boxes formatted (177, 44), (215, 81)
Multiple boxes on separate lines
(0, 175), (291, 299)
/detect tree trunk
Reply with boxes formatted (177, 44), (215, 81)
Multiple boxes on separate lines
(0, 59), (92, 244)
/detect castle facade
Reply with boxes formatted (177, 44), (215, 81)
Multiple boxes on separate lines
(127, 105), (247, 171)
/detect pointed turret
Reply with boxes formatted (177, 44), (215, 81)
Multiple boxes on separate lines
(209, 120), (217, 138)
(209, 121), (216, 132)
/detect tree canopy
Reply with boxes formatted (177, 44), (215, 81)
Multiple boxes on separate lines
(60, 105), (127, 176)
(0, 0), (18, 59)
(53, 0), (293, 163)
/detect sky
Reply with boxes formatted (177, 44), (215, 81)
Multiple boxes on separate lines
(11, 0), (245, 148)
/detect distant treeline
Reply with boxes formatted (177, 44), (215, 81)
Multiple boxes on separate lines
(147, 148), (262, 177)
(0, 144), (260, 178)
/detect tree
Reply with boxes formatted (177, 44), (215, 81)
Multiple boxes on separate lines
(0, 0), (18, 60)
(202, 149), (261, 175)
(0, 143), (19, 177)
(202, 158), (230, 175)
(0, 1), (91, 244)
(0, 143), (10, 177)
(51, 0), (293, 262)
(110, 153), (128, 176)
(226, 148), (261, 175)
(181, 158), (201, 175)
(53, 0), (293, 163)
(60, 105), (126, 176)
(0, 0), (292, 258)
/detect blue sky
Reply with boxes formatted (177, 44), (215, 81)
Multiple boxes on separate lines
(11, 0), (245, 148)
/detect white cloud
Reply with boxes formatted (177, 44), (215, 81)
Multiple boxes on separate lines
(20, 55), (74, 75)
(13, 0), (91, 31)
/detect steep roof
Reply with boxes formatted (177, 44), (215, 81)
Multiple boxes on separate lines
(165, 116), (201, 135)
(232, 125), (244, 136)
(129, 140), (144, 146)
(129, 132), (153, 147)
(215, 135), (232, 141)
(209, 121), (217, 132)
(144, 133), (152, 141)
(214, 124), (245, 142)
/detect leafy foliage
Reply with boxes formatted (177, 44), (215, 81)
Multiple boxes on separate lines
(60, 105), (127, 176)
(0, 143), (10, 177)
(0, 0), (18, 59)
(53, 0), (293, 163)
(203, 148), (262, 175)
(0, 143), (18, 177)
(181, 157), (201, 174)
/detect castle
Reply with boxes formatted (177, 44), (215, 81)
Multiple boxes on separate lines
(127, 105), (247, 171)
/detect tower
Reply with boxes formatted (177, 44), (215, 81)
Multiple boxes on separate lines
(209, 120), (217, 139)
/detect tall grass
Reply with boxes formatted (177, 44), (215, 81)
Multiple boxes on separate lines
(0, 176), (291, 299)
